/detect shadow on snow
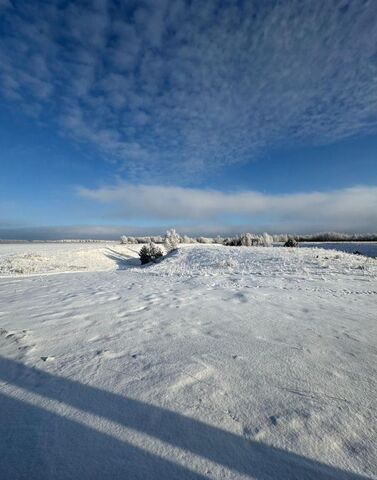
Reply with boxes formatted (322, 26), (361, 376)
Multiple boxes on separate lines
(104, 247), (141, 269)
(0, 357), (371, 480)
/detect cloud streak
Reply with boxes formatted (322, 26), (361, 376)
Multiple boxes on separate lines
(0, 0), (376, 180)
(78, 182), (377, 233)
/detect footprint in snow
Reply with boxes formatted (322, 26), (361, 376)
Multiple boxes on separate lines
(40, 356), (55, 362)
(243, 425), (260, 438)
(269, 415), (279, 426)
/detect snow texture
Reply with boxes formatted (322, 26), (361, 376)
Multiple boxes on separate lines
(0, 243), (376, 479)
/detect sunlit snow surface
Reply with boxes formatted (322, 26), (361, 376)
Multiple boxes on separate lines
(0, 244), (376, 479)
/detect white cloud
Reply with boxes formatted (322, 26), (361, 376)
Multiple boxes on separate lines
(1, 182), (377, 238)
(77, 183), (377, 233)
(0, 1), (376, 180)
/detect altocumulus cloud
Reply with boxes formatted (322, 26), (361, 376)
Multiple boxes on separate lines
(0, 0), (376, 180)
(78, 183), (377, 233)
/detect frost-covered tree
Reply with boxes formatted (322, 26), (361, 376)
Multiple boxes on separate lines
(224, 232), (273, 247)
(224, 235), (241, 246)
(120, 236), (138, 244)
(275, 234), (288, 243)
(138, 236), (152, 244)
(260, 232), (273, 246)
(284, 237), (298, 247)
(151, 236), (164, 244)
(139, 242), (163, 264)
(182, 235), (196, 244)
(239, 233), (254, 246)
(196, 236), (214, 244)
(164, 229), (180, 251)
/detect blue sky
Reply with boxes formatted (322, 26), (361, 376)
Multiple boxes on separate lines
(0, 0), (376, 239)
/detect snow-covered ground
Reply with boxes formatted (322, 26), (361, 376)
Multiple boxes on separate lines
(300, 242), (377, 259)
(0, 242), (142, 276)
(0, 243), (376, 479)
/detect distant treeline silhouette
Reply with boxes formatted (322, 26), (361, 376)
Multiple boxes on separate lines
(120, 231), (377, 245)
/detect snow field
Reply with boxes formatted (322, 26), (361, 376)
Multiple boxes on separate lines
(0, 244), (376, 479)
(0, 242), (142, 275)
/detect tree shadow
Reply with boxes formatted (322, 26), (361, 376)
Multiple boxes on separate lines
(0, 357), (371, 480)
(0, 391), (208, 480)
(104, 247), (141, 269)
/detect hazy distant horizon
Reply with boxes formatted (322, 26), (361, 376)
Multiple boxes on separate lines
(1, 226), (377, 242)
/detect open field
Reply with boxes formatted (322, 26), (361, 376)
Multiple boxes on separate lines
(0, 243), (376, 479)
(300, 243), (377, 259)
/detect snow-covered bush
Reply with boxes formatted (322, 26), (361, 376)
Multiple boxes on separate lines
(181, 235), (196, 244)
(225, 233), (255, 246)
(150, 236), (164, 244)
(120, 236), (138, 244)
(239, 233), (254, 246)
(164, 229), (180, 252)
(120, 236), (130, 244)
(139, 243), (163, 264)
(260, 232), (273, 246)
(273, 234), (288, 243)
(224, 232), (273, 247)
(136, 236), (151, 244)
(284, 237), (298, 247)
(196, 236), (214, 244)
(224, 235), (241, 246)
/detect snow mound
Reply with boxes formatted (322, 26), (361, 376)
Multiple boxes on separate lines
(137, 245), (377, 279)
(1, 243), (375, 280)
